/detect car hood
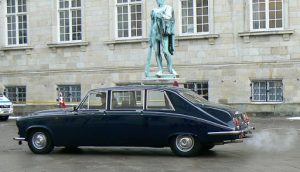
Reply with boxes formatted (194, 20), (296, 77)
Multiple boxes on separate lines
(0, 96), (12, 106)
(28, 108), (73, 117)
(0, 102), (12, 105)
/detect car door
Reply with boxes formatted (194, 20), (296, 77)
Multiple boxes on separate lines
(143, 89), (179, 147)
(55, 91), (108, 146)
(101, 89), (147, 146)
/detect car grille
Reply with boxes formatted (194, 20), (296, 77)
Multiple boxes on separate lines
(0, 105), (10, 108)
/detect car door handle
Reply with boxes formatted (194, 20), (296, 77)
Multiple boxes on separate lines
(136, 110), (143, 115)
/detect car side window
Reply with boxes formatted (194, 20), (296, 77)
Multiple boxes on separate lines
(79, 92), (107, 110)
(146, 90), (174, 111)
(111, 90), (143, 110)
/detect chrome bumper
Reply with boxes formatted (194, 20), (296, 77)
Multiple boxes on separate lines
(13, 137), (26, 145)
(208, 125), (255, 136)
(0, 113), (12, 116)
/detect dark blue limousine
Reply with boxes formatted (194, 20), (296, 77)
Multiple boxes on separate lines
(14, 85), (254, 156)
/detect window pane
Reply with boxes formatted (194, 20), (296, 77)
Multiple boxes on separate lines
(184, 82), (209, 100)
(4, 86), (26, 103)
(111, 91), (143, 109)
(269, 20), (275, 28)
(79, 92), (106, 110)
(58, 0), (82, 42)
(57, 85), (81, 102)
(252, 80), (283, 102)
(267, 81), (283, 102)
(147, 90), (173, 110)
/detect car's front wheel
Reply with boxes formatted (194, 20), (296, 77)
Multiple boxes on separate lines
(28, 130), (54, 154)
(170, 135), (200, 157)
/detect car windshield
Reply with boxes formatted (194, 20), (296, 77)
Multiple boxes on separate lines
(178, 89), (208, 104)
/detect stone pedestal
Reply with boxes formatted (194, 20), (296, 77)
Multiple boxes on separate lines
(142, 77), (185, 86)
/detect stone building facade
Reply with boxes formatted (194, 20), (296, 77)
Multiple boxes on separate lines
(0, 0), (300, 115)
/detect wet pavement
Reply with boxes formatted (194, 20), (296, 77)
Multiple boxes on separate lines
(0, 117), (299, 172)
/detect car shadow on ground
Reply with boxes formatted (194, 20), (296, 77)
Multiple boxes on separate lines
(54, 147), (219, 158)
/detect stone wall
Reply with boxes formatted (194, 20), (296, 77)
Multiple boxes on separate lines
(1, 0), (300, 116)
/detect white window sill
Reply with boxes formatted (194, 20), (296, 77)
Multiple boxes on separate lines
(105, 34), (220, 50)
(0, 46), (33, 51)
(176, 34), (220, 45)
(0, 46), (33, 56)
(250, 102), (283, 105)
(47, 41), (89, 52)
(104, 38), (148, 50)
(238, 29), (294, 43)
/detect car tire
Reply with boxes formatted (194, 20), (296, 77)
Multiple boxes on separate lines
(28, 129), (54, 154)
(0, 116), (9, 121)
(170, 135), (200, 157)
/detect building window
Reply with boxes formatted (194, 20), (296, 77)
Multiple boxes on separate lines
(180, 0), (209, 34)
(250, 0), (283, 31)
(184, 82), (208, 100)
(251, 80), (283, 102)
(116, 0), (142, 38)
(5, 0), (28, 46)
(57, 85), (81, 102)
(58, 0), (82, 42)
(4, 86), (26, 103)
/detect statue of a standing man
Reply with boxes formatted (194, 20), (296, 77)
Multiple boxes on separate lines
(145, 0), (177, 77)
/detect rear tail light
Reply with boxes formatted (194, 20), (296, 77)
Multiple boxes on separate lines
(233, 117), (240, 129)
(243, 114), (250, 124)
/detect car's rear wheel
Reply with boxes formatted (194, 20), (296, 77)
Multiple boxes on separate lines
(28, 130), (54, 154)
(170, 135), (200, 157)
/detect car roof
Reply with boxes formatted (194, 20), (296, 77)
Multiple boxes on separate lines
(89, 85), (181, 92)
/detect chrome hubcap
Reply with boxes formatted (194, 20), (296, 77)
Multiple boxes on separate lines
(32, 132), (47, 150)
(175, 135), (194, 152)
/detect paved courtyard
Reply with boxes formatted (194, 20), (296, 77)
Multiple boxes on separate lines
(0, 117), (299, 172)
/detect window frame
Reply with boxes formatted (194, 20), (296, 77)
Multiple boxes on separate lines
(110, 89), (144, 110)
(249, 0), (284, 31)
(57, 0), (84, 43)
(184, 81), (209, 100)
(146, 90), (175, 111)
(4, 0), (29, 46)
(77, 91), (107, 111)
(3, 86), (27, 104)
(251, 80), (283, 102)
(57, 84), (81, 103)
(179, 0), (211, 36)
(115, 0), (143, 40)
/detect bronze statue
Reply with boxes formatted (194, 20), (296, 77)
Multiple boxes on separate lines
(145, 0), (177, 78)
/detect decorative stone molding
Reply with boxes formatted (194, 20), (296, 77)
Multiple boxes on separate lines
(238, 30), (294, 43)
(0, 46), (33, 55)
(105, 34), (220, 50)
(0, 46), (33, 51)
(176, 34), (220, 45)
(104, 38), (148, 50)
(47, 41), (89, 53)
